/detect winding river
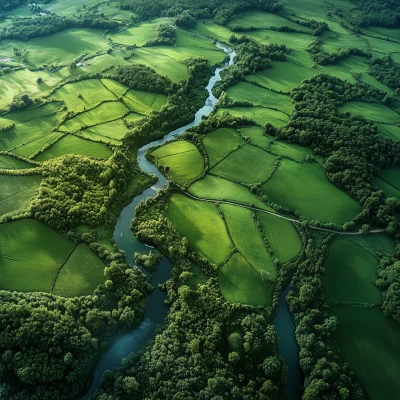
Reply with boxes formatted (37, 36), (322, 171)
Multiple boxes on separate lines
(82, 42), (301, 400)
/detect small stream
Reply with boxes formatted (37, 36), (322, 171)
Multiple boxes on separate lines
(81, 42), (301, 400)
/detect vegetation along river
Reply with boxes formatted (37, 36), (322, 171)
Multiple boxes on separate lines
(82, 41), (300, 400)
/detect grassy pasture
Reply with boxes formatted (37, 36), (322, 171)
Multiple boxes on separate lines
(367, 36), (400, 55)
(152, 140), (204, 184)
(46, 0), (99, 15)
(377, 123), (400, 141)
(226, 82), (293, 114)
(101, 79), (128, 97)
(79, 130), (121, 146)
(203, 127), (245, 167)
(316, 63), (357, 84)
(0, 219), (74, 292)
(0, 155), (32, 169)
(257, 212), (302, 263)
(189, 174), (271, 210)
(221, 204), (275, 277)
(85, 119), (127, 141)
(36, 135), (112, 161)
(261, 159), (362, 224)
(247, 29), (313, 51)
(60, 101), (129, 132)
(167, 194), (233, 265)
(219, 253), (273, 307)
(346, 233), (394, 257)
(53, 244), (106, 297)
(323, 239), (381, 303)
(211, 144), (277, 184)
(123, 89), (167, 114)
(268, 140), (314, 162)
(0, 174), (41, 216)
(194, 20), (233, 42)
(216, 107), (289, 127)
(330, 306), (400, 400)
(359, 74), (395, 94)
(374, 166), (400, 199)
(52, 79), (116, 112)
(13, 132), (63, 158)
(320, 33), (370, 53)
(374, 177), (400, 199)
(339, 101), (400, 124)
(239, 126), (270, 148)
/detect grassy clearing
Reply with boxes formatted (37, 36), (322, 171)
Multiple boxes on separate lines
(189, 174), (271, 210)
(52, 79), (116, 112)
(359, 74), (395, 94)
(219, 253), (273, 307)
(221, 204), (275, 277)
(268, 140), (315, 162)
(373, 166), (400, 199)
(321, 33), (370, 53)
(212, 144), (277, 184)
(330, 306), (400, 400)
(78, 130), (120, 146)
(261, 159), (361, 224)
(101, 79), (128, 97)
(257, 212), (302, 263)
(374, 177), (400, 199)
(323, 239), (381, 303)
(53, 244), (106, 297)
(0, 174), (41, 216)
(187, 265), (208, 287)
(194, 20), (233, 42)
(0, 219), (75, 292)
(216, 107), (289, 127)
(203, 127), (245, 167)
(60, 101), (129, 132)
(152, 140), (204, 184)
(13, 132), (63, 158)
(0, 155), (32, 169)
(36, 135), (112, 161)
(123, 89), (167, 114)
(340, 101), (400, 124)
(226, 82), (293, 114)
(377, 123), (400, 141)
(247, 29), (313, 51)
(85, 119), (127, 141)
(239, 126), (271, 148)
(167, 194), (233, 265)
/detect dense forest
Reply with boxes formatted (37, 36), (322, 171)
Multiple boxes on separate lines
(351, 0), (400, 27)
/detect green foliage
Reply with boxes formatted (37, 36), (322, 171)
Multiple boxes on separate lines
(146, 24), (176, 46)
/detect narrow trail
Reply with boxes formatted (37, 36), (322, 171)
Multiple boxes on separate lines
(184, 192), (386, 236)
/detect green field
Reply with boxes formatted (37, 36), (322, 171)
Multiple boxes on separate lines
(339, 101), (400, 124)
(216, 107), (289, 127)
(239, 126), (271, 148)
(152, 141), (204, 184)
(36, 135), (112, 161)
(83, 119), (128, 141)
(377, 123), (400, 141)
(13, 132), (63, 158)
(0, 155), (32, 169)
(257, 212), (302, 263)
(330, 306), (400, 400)
(53, 244), (106, 297)
(323, 239), (381, 303)
(0, 219), (75, 292)
(167, 194), (233, 265)
(219, 253), (273, 307)
(261, 160), (362, 224)
(373, 166), (400, 199)
(211, 144), (277, 184)
(346, 233), (394, 257)
(268, 140), (315, 162)
(0, 174), (42, 217)
(123, 89), (168, 115)
(101, 79), (129, 97)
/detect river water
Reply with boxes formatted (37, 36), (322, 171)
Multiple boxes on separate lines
(81, 42), (301, 400)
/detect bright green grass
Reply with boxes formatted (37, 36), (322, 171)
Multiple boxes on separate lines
(36, 135), (112, 161)
(321, 33), (370, 53)
(340, 102), (400, 124)
(167, 194), (233, 265)
(377, 123), (400, 141)
(101, 79), (128, 97)
(60, 101), (129, 132)
(175, 29), (225, 52)
(247, 29), (314, 51)
(226, 82), (293, 114)
(76, 130), (121, 146)
(194, 20), (233, 42)
(53, 244), (106, 297)
(239, 126), (271, 148)
(152, 141), (204, 184)
(359, 74), (395, 95)
(0, 219), (75, 292)
(367, 36), (400, 56)
(123, 89), (167, 114)
(221, 204), (275, 278)
(203, 127), (245, 167)
(13, 132), (63, 158)
(261, 159), (362, 224)
(189, 174), (271, 210)
(46, 0), (99, 15)
(247, 61), (314, 92)
(124, 113), (145, 125)
(211, 144), (277, 184)
(330, 306), (400, 400)
(316, 63), (357, 84)
(0, 155), (32, 169)
(52, 79), (116, 112)
(268, 139), (314, 162)
(216, 107), (289, 127)
(0, 174), (41, 216)
(219, 253), (273, 307)
(323, 239), (381, 303)
(286, 49), (315, 69)
(257, 212), (302, 263)
(85, 119), (127, 141)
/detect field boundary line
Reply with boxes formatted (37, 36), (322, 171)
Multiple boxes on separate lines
(51, 244), (77, 293)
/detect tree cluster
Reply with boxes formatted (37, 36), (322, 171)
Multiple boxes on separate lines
(145, 23), (176, 46)
(351, 0), (400, 28)
(369, 55), (400, 94)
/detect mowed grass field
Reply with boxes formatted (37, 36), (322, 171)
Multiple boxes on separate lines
(323, 239), (381, 303)
(53, 244), (106, 297)
(330, 306), (400, 400)
(0, 155), (32, 169)
(0, 174), (42, 217)
(239, 126), (271, 148)
(268, 140), (315, 162)
(216, 107), (289, 127)
(167, 194), (233, 265)
(261, 160), (361, 224)
(339, 101), (400, 124)
(151, 141), (204, 184)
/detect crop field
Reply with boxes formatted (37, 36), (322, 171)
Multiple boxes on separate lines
(0, 155), (32, 169)
(221, 204), (275, 278)
(239, 126), (271, 148)
(261, 160), (362, 224)
(188, 174), (271, 210)
(257, 212), (302, 263)
(339, 101), (400, 124)
(167, 194), (233, 265)
(53, 244), (106, 297)
(219, 253), (273, 307)
(0, 219), (75, 292)
(216, 107), (289, 127)
(151, 141), (204, 184)
(123, 90), (168, 114)
(211, 144), (277, 184)
(323, 239), (381, 303)
(36, 135), (112, 161)
(0, 174), (41, 217)
(330, 306), (400, 400)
